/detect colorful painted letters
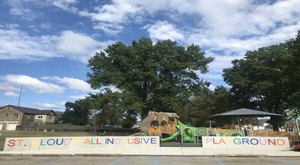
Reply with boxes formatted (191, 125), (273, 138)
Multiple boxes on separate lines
(202, 136), (290, 150)
(4, 136), (159, 151)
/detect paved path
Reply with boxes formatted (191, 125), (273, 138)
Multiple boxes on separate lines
(1, 147), (300, 157)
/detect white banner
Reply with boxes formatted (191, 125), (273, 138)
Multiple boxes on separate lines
(202, 136), (290, 150)
(4, 136), (160, 151)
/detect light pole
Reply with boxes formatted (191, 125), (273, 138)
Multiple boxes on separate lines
(17, 85), (23, 106)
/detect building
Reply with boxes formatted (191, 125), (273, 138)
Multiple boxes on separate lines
(0, 105), (56, 131)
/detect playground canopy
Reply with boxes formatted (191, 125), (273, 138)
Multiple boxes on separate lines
(210, 108), (284, 134)
(210, 108), (283, 117)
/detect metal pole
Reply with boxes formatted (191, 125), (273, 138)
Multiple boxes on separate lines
(17, 85), (23, 106)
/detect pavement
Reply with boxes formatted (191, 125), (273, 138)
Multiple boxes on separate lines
(1, 147), (300, 157)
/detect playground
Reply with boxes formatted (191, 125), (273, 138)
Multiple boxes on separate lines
(139, 109), (300, 146)
(1, 108), (300, 156)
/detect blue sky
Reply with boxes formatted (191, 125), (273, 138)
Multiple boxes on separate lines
(0, 0), (300, 111)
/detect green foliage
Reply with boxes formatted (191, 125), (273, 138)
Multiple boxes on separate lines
(62, 98), (92, 125)
(62, 89), (141, 128)
(223, 30), (300, 130)
(223, 43), (291, 113)
(88, 38), (213, 119)
(54, 111), (63, 124)
(212, 86), (232, 114)
(183, 95), (215, 126)
(182, 86), (232, 126)
(89, 91), (138, 128)
(286, 31), (300, 107)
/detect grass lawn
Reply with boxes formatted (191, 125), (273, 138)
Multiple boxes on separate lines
(39, 123), (89, 131)
(0, 131), (96, 151)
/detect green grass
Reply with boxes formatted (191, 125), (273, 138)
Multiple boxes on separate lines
(0, 130), (96, 151)
(39, 123), (89, 131)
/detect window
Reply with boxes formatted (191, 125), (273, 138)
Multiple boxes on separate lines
(5, 114), (8, 118)
(38, 116), (43, 118)
(48, 116), (52, 119)
(13, 114), (18, 119)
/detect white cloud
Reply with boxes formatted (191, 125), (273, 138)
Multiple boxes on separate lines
(32, 102), (65, 110)
(4, 91), (19, 97)
(93, 22), (124, 35)
(106, 85), (122, 93)
(6, 0), (36, 21)
(0, 82), (19, 91)
(0, 28), (112, 63)
(209, 54), (242, 72)
(42, 76), (97, 92)
(80, 0), (300, 46)
(145, 21), (185, 41)
(69, 95), (87, 99)
(57, 30), (101, 63)
(52, 0), (78, 13)
(208, 84), (216, 91)
(1, 74), (63, 94)
(176, 0), (300, 86)
(0, 28), (58, 61)
(2, 0), (300, 89)
(56, 30), (114, 63)
(78, 0), (144, 35)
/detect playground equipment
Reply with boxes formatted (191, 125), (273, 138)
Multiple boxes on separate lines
(140, 111), (295, 143)
(140, 111), (243, 142)
(284, 109), (300, 136)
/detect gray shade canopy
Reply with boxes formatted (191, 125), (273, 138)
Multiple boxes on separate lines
(210, 108), (283, 117)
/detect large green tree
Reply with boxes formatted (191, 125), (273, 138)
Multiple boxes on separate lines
(223, 43), (291, 114)
(286, 31), (300, 108)
(88, 38), (213, 119)
(222, 31), (300, 130)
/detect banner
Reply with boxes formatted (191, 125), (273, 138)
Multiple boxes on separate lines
(202, 136), (290, 150)
(4, 136), (159, 151)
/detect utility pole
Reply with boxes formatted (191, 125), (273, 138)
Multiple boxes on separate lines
(17, 85), (23, 106)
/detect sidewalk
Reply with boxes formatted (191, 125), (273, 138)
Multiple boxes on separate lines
(1, 147), (300, 157)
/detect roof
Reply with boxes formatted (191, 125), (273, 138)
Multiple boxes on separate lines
(2, 105), (56, 115)
(210, 108), (283, 117)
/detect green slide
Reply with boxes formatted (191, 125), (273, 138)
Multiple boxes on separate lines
(161, 131), (180, 142)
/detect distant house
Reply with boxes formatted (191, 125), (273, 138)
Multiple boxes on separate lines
(0, 105), (56, 131)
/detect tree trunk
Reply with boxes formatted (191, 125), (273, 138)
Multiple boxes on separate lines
(270, 116), (280, 131)
(141, 109), (149, 120)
